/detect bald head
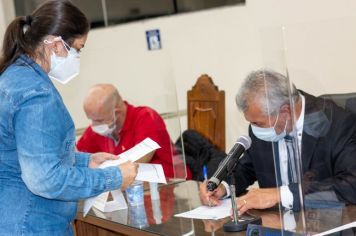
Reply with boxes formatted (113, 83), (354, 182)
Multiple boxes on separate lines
(84, 84), (124, 125)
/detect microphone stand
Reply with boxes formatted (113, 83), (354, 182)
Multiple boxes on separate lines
(223, 161), (262, 232)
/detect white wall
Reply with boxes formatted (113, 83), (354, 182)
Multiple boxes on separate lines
(0, 0), (15, 35)
(2, 0), (356, 151)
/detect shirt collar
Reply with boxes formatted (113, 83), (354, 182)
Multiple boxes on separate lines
(295, 94), (305, 135)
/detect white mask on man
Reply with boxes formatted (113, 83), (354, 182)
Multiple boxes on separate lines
(92, 123), (116, 137)
(91, 112), (117, 137)
(251, 112), (287, 142)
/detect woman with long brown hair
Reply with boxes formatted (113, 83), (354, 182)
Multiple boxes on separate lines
(0, 1), (137, 235)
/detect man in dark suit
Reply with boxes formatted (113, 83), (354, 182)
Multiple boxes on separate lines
(200, 69), (356, 214)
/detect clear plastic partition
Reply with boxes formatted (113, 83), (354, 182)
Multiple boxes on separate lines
(161, 76), (192, 181)
(57, 45), (188, 181)
(115, 62), (188, 181)
(121, 65), (188, 181)
(260, 17), (356, 235)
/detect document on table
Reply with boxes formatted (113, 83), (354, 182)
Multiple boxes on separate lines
(83, 138), (163, 217)
(136, 163), (167, 184)
(174, 199), (232, 220)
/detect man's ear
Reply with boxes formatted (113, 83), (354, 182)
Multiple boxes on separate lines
(114, 107), (123, 117)
(279, 104), (292, 120)
(114, 105), (120, 111)
(280, 104), (291, 114)
(115, 101), (126, 114)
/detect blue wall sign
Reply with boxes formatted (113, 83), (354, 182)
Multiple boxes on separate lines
(146, 29), (162, 51)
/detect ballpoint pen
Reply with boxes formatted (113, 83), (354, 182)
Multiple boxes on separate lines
(203, 165), (212, 207)
(203, 165), (208, 181)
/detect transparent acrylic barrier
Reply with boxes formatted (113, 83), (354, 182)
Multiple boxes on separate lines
(57, 42), (188, 181)
(259, 17), (356, 235)
(164, 113), (189, 181)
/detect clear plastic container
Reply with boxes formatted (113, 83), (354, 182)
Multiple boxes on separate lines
(125, 181), (144, 206)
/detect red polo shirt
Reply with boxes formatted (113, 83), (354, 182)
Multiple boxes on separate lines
(77, 102), (191, 179)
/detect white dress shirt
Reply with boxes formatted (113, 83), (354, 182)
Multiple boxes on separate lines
(279, 94), (305, 209)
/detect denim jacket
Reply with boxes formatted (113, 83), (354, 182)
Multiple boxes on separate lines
(0, 55), (122, 236)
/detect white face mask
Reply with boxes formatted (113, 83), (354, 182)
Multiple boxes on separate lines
(91, 112), (116, 137)
(44, 37), (80, 84)
(92, 123), (116, 137)
(251, 113), (287, 142)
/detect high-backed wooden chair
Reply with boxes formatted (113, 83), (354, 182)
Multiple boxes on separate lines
(187, 74), (225, 151)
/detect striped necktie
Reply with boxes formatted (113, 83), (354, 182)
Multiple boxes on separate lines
(284, 135), (298, 183)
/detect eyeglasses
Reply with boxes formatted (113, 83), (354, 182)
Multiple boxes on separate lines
(44, 36), (82, 54)
(62, 40), (82, 54)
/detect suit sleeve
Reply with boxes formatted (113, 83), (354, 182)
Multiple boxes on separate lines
(233, 150), (257, 197)
(306, 112), (356, 204)
(294, 111), (356, 207)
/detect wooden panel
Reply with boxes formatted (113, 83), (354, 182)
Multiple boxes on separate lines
(74, 215), (158, 236)
(187, 74), (225, 151)
(74, 220), (126, 236)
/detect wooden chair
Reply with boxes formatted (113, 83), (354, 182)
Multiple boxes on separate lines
(187, 74), (225, 151)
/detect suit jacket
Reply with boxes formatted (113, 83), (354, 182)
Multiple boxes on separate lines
(234, 91), (356, 206)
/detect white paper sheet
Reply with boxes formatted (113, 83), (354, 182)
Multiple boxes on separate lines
(93, 190), (127, 212)
(136, 163), (167, 184)
(92, 207), (128, 224)
(83, 138), (161, 217)
(174, 199), (232, 220)
(99, 138), (161, 169)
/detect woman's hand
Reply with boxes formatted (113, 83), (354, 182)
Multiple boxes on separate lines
(89, 152), (118, 168)
(118, 161), (139, 190)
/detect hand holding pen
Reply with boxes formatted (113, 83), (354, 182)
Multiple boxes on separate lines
(203, 165), (212, 206)
(200, 165), (216, 207)
(199, 165), (226, 207)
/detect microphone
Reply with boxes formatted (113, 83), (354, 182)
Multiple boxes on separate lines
(207, 135), (252, 192)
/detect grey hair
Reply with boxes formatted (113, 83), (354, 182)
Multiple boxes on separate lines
(236, 69), (299, 116)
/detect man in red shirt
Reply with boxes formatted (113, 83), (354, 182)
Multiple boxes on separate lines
(77, 84), (192, 179)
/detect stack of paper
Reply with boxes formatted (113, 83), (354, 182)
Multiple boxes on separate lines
(174, 199), (232, 220)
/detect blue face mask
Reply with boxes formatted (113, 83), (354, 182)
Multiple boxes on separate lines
(251, 113), (287, 142)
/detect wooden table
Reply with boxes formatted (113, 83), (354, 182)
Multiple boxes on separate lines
(74, 180), (356, 236)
